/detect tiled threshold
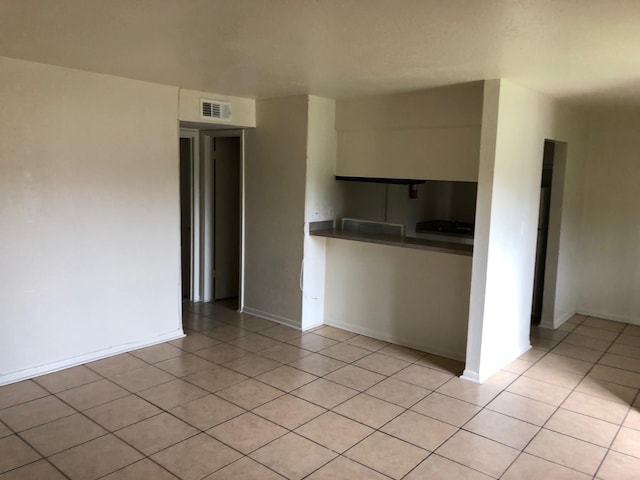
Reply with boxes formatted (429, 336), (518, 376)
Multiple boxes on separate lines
(0, 303), (639, 479)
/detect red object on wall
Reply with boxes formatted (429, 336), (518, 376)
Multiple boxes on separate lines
(409, 184), (418, 199)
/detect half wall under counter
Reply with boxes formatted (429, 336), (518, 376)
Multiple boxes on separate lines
(318, 233), (473, 361)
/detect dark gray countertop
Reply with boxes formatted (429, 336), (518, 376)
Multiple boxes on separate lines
(310, 227), (473, 256)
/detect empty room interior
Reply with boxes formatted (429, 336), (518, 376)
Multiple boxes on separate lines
(1, 1), (640, 479)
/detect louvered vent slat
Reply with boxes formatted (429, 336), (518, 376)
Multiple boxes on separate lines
(200, 99), (232, 121)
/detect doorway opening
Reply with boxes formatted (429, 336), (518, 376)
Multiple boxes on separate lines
(179, 128), (244, 310)
(531, 141), (554, 324)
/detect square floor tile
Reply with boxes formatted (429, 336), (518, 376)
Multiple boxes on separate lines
(535, 353), (593, 376)
(325, 365), (385, 391)
(411, 392), (481, 427)
(34, 366), (101, 393)
(486, 391), (556, 426)
(589, 364), (640, 388)
(295, 411), (374, 453)
(345, 431), (428, 479)
(601, 353), (640, 372)
(255, 365), (317, 392)
(20, 413), (106, 456)
(260, 344), (310, 363)
(523, 364), (584, 389)
(230, 316), (279, 333)
(288, 353), (345, 376)
(207, 412), (287, 454)
(0, 395), (74, 432)
(152, 434), (241, 480)
(110, 365), (175, 392)
(583, 317), (625, 332)
(319, 343), (370, 363)
(290, 378), (358, 409)
(502, 358), (533, 375)
(84, 395), (161, 431)
(623, 407), (640, 430)
(0, 381), (48, 410)
(365, 377), (430, 408)
(313, 326), (357, 342)
(0, 422), (10, 439)
(597, 450), (640, 480)
(116, 412), (197, 455)
(354, 353), (410, 376)
(250, 432), (336, 480)
(137, 379), (208, 410)
(154, 354), (216, 377)
(506, 375), (572, 406)
(333, 393), (403, 429)
(227, 333), (281, 352)
(49, 434), (143, 480)
(436, 430), (520, 478)
(183, 366), (248, 393)
(86, 353), (147, 378)
(564, 333), (612, 351)
(382, 410), (457, 451)
(525, 428), (606, 475)
(501, 453), (591, 480)
(415, 354), (465, 374)
(101, 459), (179, 479)
(552, 342), (604, 363)
(545, 408), (619, 447)
(203, 325), (251, 342)
(611, 426), (640, 458)
(170, 394), (244, 430)
(393, 365), (453, 390)
(306, 455), (388, 479)
(378, 344), (425, 362)
(193, 344), (250, 364)
(222, 354), (281, 377)
(0, 436), (41, 474)
(216, 379), (283, 409)
(404, 454), (493, 480)
(253, 394), (325, 429)
(345, 335), (389, 352)
(561, 391), (629, 424)
(170, 332), (220, 352)
(436, 377), (504, 406)
(204, 457), (286, 479)
(259, 325), (302, 342)
(56, 379), (128, 410)
(131, 343), (183, 363)
(286, 333), (338, 352)
(0, 459), (67, 480)
(463, 409), (539, 450)
(573, 325), (619, 342)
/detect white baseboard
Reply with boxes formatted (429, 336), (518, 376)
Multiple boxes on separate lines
(242, 306), (301, 330)
(461, 340), (531, 384)
(0, 328), (185, 387)
(324, 319), (465, 362)
(577, 309), (639, 326)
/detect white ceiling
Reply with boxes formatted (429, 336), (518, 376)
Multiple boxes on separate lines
(1, 0), (639, 107)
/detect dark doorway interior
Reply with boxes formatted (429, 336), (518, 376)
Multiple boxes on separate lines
(179, 137), (192, 299)
(532, 140), (554, 324)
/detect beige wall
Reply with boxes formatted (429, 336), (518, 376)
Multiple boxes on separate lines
(0, 57), (183, 384)
(578, 109), (640, 324)
(336, 82), (483, 181)
(179, 88), (256, 127)
(465, 80), (588, 382)
(243, 96), (308, 326)
(324, 239), (472, 360)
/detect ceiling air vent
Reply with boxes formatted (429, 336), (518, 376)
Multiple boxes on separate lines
(200, 99), (232, 121)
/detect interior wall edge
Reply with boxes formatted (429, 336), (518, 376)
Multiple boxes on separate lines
(241, 306), (302, 330)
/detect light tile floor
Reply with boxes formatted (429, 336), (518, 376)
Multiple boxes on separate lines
(1, 303), (640, 479)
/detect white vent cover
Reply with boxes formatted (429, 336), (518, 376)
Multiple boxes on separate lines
(200, 99), (232, 121)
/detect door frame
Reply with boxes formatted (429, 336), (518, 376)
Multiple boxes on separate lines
(199, 129), (246, 309)
(179, 128), (201, 301)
